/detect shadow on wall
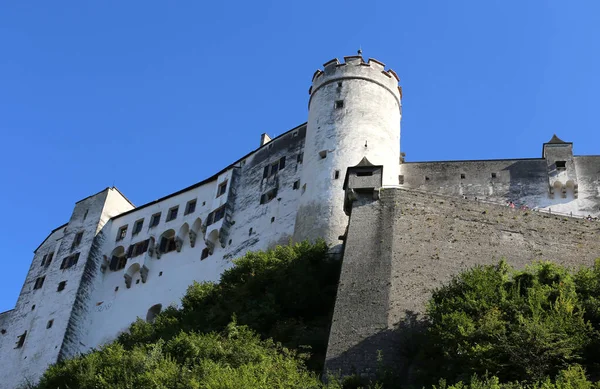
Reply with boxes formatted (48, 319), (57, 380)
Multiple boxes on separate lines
(325, 310), (428, 386)
(502, 161), (577, 208)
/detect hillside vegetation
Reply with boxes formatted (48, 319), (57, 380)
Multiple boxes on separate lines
(31, 242), (600, 389)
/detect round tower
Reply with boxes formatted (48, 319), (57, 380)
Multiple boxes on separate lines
(293, 54), (402, 248)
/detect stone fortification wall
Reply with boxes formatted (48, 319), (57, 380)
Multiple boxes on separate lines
(400, 155), (600, 216)
(326, 187), (600, 379)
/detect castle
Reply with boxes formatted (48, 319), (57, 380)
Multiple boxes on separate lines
(1, 53), (599, 388)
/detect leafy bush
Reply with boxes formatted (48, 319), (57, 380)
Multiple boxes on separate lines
(421, 260), (600, 384)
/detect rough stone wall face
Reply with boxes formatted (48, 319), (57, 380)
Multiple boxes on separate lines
(326, 187), (600, 380)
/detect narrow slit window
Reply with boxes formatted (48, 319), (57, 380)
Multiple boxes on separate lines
(334, 170), (340, 179)
(15, 331), (27, 349)
(46, 320), (54, 329)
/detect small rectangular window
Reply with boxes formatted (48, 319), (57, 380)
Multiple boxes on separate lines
(319, 150), (327, 159)
(33, 276), (45, 290)
(335, 100), (344, 109)
(556, 161), (567, 170)
(72, 232), (84, 248)
(297, 153), (303, 164)
(117, 225), (128, 241)
(217, 181), (228, 198)
(263, 166), (269, 179)
(279, 156), (286, 170)
(249, 227), (253, 236)
(293, 180), (300, 190)
(270, 162), (279, 176)
(166, 206), (179, 222)
(46, 320), (54, 329)
(57, 281), (66, 292)
(132, 219), (144, 235)
(41, 254), (48, 267)
(15, 331), (27, 349)
(334, 170), (340, 179)
(150, 212), (161, 228)
(260, 188), (278, 205)
(460, 174), (466, 179)
(185, 199), (197, 215)
(425, 176), (430, 181)
(398, 175), (404, 184)
(357, 171), (373, 177)
(491, 173), (497, 178)
(60, 253), (80, 270)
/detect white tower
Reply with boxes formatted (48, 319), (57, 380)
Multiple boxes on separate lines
(294, 54), (402, 248)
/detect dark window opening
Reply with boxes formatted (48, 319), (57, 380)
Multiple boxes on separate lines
(185, 199), (197, 215)
(334, 170), (340, 179)
(159, 271), (163, 277)
(337, 81), (342, 88)
(460, 174), (466, 179)
(46, 320), (53, 329)
(356, 171), (373, 177)
(297, 153), (303, 164)
(271, 217), (275, 223)
(260, 188), (278, 205)
(159, 236), (177, 254)
(293, 180), (300, 190)
(249, 228), (253, 236)
(319, 150), (327, 159)
(117, 225), (128, 241)
(556, 161), (567, 170)
(31, 305), (35, 311)
(263, 166), (269, 178)
(166, 206), (179, 222)
(228, 239), (232, 245)
(60, 253), (80, 270)
(132, 219), (144, 235)
(217, 182), (228, 198)
(279, 156), (286, 170)
(72, 232), (83, 248)
(202, 201), (206, 206)
(129, 239), (150, 258)
(149, 212), (161, 228)
(15, 331), (27, 349)
(270, 161), (279, 176)
(83, 209), (88, 220)
(335, 100), (344, 109)
(398, 175), (404, 184)
(425, 176), (430, 181)
(136, 279), (140, 284)
(109, 255), (127, 271)
(41, 252), (54, 267)
(33, 276), (45, 290)
(115, 286), (119, 292)
(57, 281), (66, 292)
(491, 173), (497, 178)
(207, 206), (226, 226)
(201, 248), (210, 260)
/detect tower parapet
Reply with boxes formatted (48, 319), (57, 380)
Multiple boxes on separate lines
(294, 54), (402, 249)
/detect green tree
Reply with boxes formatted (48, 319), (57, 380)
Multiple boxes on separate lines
(422, 261), (597, 384)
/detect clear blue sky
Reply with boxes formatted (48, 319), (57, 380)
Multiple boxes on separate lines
(1, 1), (599, 312)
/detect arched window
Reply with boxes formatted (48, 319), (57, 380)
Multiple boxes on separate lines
(109, 246), (127, 271)
(146, 304), (162, 323)
(159, 230), (177, 254)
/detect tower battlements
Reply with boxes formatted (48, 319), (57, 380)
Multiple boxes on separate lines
(310, 56), (402, 102)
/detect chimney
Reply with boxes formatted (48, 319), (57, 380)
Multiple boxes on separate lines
(260, 133), (272, 147)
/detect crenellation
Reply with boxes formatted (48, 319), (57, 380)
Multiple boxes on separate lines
(2, 54), (600, 388)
